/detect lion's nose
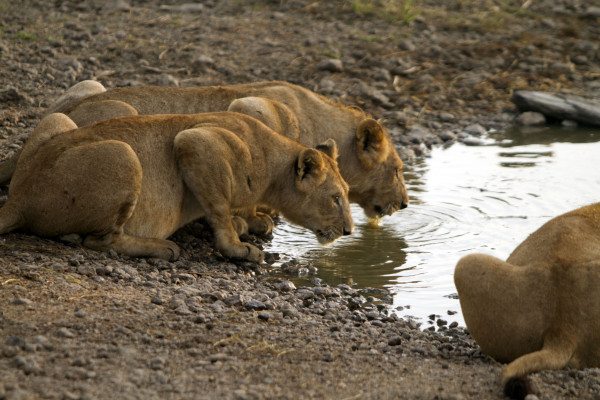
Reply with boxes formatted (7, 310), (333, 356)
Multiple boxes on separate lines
(400, 201), (408, 210)
(343, 227), (352, 236)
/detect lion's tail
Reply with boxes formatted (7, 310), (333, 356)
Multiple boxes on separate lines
(502, 340), (576, 400)
(0, 203), (23, 235)
(47, 80), (106, 114)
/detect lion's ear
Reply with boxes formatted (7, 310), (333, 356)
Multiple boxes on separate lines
(295, 148), (326, 189)
(355, 118), (388, 169)
(315, 138), (338, 161)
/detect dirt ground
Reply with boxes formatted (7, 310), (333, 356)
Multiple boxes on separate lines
(1, 0), (600, 399)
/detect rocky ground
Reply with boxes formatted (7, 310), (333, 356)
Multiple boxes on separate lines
(1, 0), (600, 399)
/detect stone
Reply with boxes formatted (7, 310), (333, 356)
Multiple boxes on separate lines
(464, 123), (486, 136)
(387, 336), (402, 346)
(583, 6), (600, 18)
(257, 311), (271, 321)
(159, 3), (205, 13)
(11, 297), (32, 306)
(0, 87), (33, 105)
(56, 327), (75, 338)
(515, 111), (546, 126)
(244, 299), (267, 311)
(274, 280), (296, 292)
(360, 83), (392, 107)
(156, 74), (179, 86)
(439, 131), (456, 142)
(316, 58), (343, 73)
(513, 91), (600, 127)
(398, 39), (416, 51)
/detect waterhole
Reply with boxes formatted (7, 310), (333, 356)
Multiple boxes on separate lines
(266, 126), (600, 326)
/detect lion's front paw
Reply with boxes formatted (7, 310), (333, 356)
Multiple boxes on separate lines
(242, 243), (264, 263)
(246, 212), (274, 235)
(219, 242), (264, 263)
(231, 216), (249, 237)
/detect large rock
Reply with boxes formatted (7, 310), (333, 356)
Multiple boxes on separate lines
(512, 91), (600, 127)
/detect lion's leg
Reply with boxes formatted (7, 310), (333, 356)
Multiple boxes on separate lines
(231, 216), (249, 236)
(47, 80), (106, 114)
(68, 100), (139, 127)
(84, 231), (180, 261)
(173, 128), (263, 263)
(236, 206), (274, 235)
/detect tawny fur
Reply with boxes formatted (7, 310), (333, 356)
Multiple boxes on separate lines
(2, 80), (408, 219)
(0, 112), (352, 262)
(454, 203), (600, 393)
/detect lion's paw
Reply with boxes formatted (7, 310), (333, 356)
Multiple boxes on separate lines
(219, 242), (263, 263)
(246, 212), (274, 235)
(243, 243), (264, 263)
(232, 216), (249, 237)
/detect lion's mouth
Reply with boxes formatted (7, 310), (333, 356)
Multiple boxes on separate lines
(373, 203), (404, 218)
(315, 227), (342, 244)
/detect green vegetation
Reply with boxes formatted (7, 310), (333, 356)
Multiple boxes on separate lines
(15, 30), (37, 41)
(349, 0), (419, 24)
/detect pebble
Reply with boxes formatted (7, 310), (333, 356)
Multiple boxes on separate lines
(11, 297), (32, 306)
(257, 311), (271, 321)
(387, 336), (402, 346)
(274, 280), (296, 292)
(316, 58), (343, 73)
(56, 328), (75, 338)
(208, 353), (230, 363)
(156, 74), (179, 86)
(244, 299), (267, 311)
(74, 309), (87, 318)
(516, 111), (546, 126)
(439, 130), (456, 142)
(0, 87), (33, 105)
(464, 124), (486, 136)
(562, 120), (578, 127)
(149, 356), (166, 370)
(398, 39), (416, 51)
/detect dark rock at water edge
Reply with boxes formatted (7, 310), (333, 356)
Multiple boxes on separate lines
(513, 91), (600, 127)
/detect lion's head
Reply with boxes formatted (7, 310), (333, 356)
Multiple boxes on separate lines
(280, 140), (353, 244)
(344, 118), (409, 219)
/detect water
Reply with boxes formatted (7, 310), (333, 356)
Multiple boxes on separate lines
(266, 126), (600, 327)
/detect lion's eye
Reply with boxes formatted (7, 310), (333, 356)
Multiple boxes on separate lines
(333, 195), (341, 206)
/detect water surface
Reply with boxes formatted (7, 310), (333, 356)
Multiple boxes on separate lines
(267, 126), (600, 326)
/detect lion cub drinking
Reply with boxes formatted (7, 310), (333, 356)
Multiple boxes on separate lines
(454, 202), (600, 399)
(0, 112), (353, 262)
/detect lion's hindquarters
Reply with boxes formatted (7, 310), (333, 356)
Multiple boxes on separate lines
(22, 140), (142, 237)
(454, 254), (549, 363)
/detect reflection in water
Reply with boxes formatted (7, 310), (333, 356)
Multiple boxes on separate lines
(301, 222), (408, 288)
(267, 126), (600, 326)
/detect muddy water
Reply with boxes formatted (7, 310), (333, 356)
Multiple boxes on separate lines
(266, 126), (600, 327)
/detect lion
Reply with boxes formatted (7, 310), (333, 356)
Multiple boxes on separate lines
(0, 112), (353, 262)
(0, 80), (408, 225)
(454, 202), (600, 400)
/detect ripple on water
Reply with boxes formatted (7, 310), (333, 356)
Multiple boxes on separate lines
(267, 126), (600, 327)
